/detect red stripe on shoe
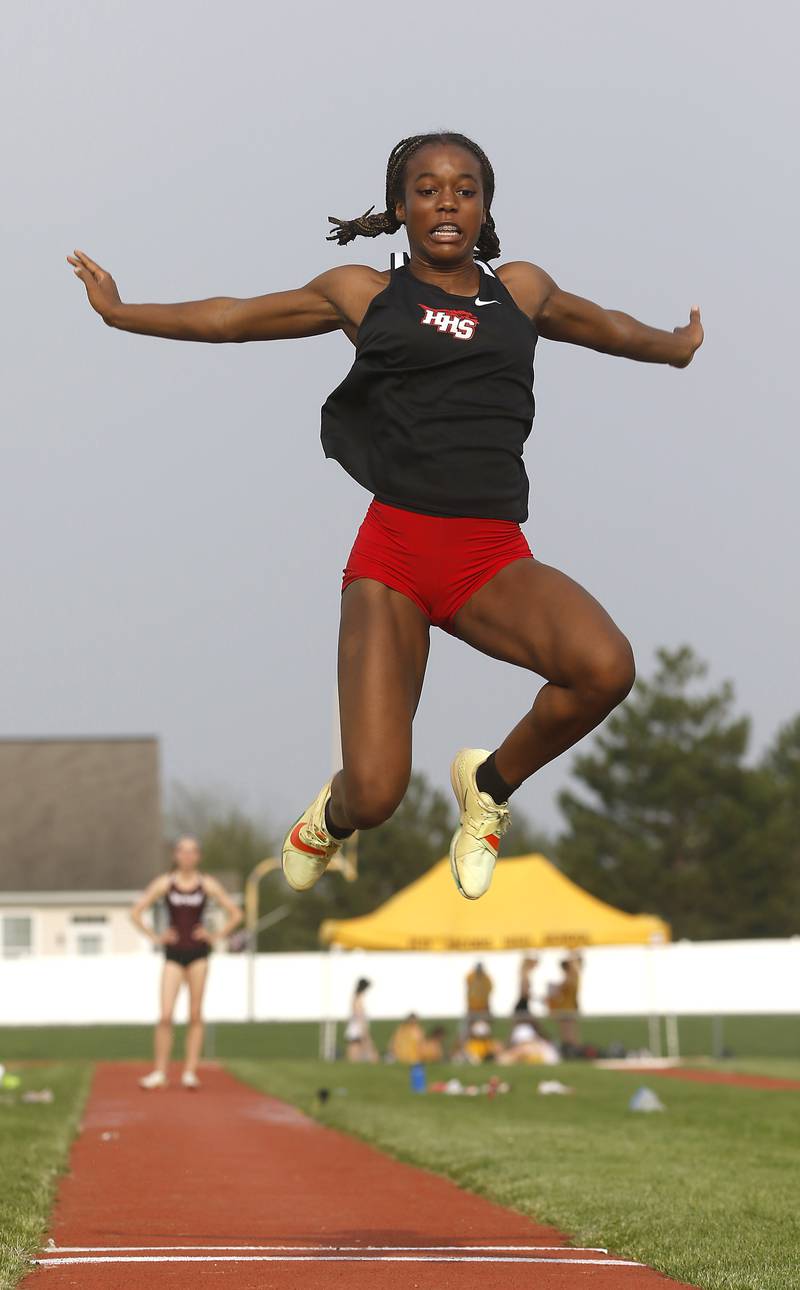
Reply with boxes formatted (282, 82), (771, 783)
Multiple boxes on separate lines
(289, 822), (331, 857)
(485, 833), (500, 851)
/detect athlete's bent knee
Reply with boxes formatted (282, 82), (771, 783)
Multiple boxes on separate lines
(582, 635), (636, 709)
(346, 794), (400, 830)
(344, 772), (406, 831)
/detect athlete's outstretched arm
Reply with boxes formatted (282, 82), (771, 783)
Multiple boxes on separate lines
(500, 262), (703, 368)
(66, 250), (363, 342)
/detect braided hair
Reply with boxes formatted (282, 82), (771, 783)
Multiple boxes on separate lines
(327, 132), (501, 261)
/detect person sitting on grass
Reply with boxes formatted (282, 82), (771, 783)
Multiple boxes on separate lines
(419, 1024), (448, 1063)
(389, 1013), (425, 1064)
(498, 1017), (559, 1066)
(460, 1018), (502, 1065)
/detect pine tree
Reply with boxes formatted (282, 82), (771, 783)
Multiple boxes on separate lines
(742, 716), (800, 936)
(557, 646), (756, 938)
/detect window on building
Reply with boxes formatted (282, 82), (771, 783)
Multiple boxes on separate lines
(70, 914), (109, 956)
(75, 933), (104, 955)
(2, 915), (33, 958)
(68, 913), (109, 954)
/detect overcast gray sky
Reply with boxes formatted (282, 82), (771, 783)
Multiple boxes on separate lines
(3, 0), (798, 839)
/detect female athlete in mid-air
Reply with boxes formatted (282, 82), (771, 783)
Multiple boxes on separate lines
(131, 836), (242, 1089)
(69, 131), (703, 902)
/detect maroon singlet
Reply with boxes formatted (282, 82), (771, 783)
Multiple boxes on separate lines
(166, 879), (207, 949)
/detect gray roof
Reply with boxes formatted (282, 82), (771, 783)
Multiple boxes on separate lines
(0, 738), (162, 893)
(0, 890), (142, 907)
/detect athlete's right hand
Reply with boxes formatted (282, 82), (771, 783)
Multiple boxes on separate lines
(66, 249), (121, 323)
(156, 929), (178, 946)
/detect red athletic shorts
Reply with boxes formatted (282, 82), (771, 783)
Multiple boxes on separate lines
(342, 499), (533, 632)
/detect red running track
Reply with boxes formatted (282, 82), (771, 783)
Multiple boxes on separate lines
(622, 1067), (800, 1091)
(24, 1063), (696, 1289)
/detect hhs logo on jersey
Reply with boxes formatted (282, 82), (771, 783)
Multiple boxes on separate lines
(418, 304), (479, 341)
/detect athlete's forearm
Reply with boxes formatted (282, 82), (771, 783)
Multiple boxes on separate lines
(72, 251), (348, 342)
(106, 298), (239, 343)
(596, 311), (692, 366)
(536, 284), (701, 368)
(217, 911), (243, 939)
(130, 910), (158, 942)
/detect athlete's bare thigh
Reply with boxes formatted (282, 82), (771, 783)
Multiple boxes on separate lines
(452, 557), (630, 683)
(337, 579), (430, 814)
(160, 960), (185, 1020)
(186, 957), (209, 1014)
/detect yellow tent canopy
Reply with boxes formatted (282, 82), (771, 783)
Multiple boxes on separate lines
(320, 853), (670, 951)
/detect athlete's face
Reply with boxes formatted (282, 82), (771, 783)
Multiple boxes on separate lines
(395, 144), (487, 264)
(173, 837), (201, 872)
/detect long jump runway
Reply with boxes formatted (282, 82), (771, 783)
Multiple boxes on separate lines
(24, 1063), (696, 1288)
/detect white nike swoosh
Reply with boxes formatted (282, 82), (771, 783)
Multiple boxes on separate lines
(475, 298), (499, 307)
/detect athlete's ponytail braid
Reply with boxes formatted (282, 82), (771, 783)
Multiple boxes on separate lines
(327, 132), (501, 261)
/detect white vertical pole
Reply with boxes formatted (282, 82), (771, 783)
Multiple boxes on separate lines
(247, 944), (256, 1024)
(324, 944), (344, 1061)
(648, 1013), (662, 1057)
(324, 1015), (336, 1062)
(665, 1014), (680, 1060)
(646, 940), (662, 1058)
(319, 944), (331, 1059)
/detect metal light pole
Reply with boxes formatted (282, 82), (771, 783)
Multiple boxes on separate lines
(244, 845), (357, 1023)
(244, 857), (280, 1022)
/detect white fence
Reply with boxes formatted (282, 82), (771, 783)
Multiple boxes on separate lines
(0, 939), (798, 1026)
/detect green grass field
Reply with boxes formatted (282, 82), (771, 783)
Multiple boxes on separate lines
(1, 1012), (797, 1062)
(0, 1017), (797, 1290)
(0, 1063), (91, 1290)
(232, 1058), (800, 1290)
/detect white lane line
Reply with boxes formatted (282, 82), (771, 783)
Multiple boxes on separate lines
(35, 1255), (642, 1267)
(44, 1244), (609, 1253)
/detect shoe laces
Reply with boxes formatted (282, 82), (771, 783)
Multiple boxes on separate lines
(466, 795), (511, 841)
(301, 819), (338, 853)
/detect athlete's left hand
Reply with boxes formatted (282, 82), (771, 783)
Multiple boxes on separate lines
(67, 249), (122, 323)
(191, 927), (214, 944)
(670, 306), (704, 368)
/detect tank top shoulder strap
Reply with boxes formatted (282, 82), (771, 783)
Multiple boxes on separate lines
(473, 258), (506, 306)
(476, 258), (534, 323)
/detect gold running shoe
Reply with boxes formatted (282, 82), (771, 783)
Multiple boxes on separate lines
(282, 780), (343, 892)
(449, 748), (511, 900)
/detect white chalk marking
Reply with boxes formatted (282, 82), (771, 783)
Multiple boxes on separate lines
(45, 1244), (608, 1253)
(35, 1254), (642, 1267)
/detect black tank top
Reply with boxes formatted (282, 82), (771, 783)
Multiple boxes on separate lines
(166, 879), (206, 949)
(321, 255), (538, 522)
